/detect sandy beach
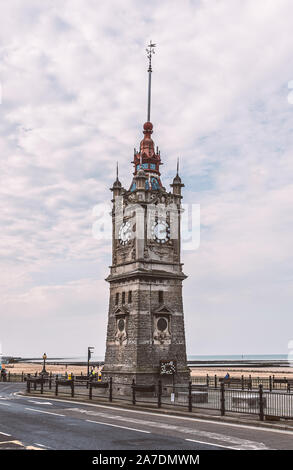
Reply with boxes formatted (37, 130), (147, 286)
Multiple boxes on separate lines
(4, 362), (293, 379)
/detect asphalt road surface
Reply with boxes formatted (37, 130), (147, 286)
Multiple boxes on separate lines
(0, 383), (293, 450)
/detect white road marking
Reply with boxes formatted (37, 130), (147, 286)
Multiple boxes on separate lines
(86, 419), (151, 434)
(0, 431), (12, 436)
(0, 402), (11, 406)
(25, 407), (65, 417)
(17, 393), (293, 436)
(34, 443), (53, 449)
(74, 408), (269, 450)
(185, 438), (240, 450)
(28, 400), (52, 405)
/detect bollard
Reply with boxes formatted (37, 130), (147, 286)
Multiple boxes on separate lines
(49, 376), (52, 390)
(241, 375), (244, 391)
(8, 371), (10, 382)
(206, 374), (209, 388)
(71, 375), (75, 398)
(109, 377), (113, 402)
(55, 380), (58, 396)
(41, 379), (44, 394)
(158, 379), (162, 408)
(89, 381), (92, 400)
(269, 376), (272, 392)
(259, 384), (264, 421)
(132, 379), (136, 405)
(21, 372), (24, 382)
(27, 379), (31, 394)
(188, 381), (192, 412)
(220, 382), (225, 416)
(214, 374), (217, 389)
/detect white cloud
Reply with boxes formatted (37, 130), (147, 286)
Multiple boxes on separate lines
(0, 0), (293, 356)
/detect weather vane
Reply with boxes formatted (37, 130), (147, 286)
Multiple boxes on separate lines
(146, 41), (156, 122)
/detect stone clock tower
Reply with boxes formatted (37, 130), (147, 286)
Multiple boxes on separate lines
(102, 43), (190, 390)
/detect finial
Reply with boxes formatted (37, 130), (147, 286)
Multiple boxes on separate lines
(146, 40), (156, 122)
(177, 158), (179, 176)
(146, 40), (156, 72)
(116, 161), (119, 180)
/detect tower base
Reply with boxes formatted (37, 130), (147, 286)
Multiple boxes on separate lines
(102, 367), (191, 397)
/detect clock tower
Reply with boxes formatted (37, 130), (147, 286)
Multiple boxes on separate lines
(102, 43), (190, 391)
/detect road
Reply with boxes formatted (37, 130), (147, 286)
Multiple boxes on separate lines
(0, 383), (292, 450)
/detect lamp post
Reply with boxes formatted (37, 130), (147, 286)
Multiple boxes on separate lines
(87, 346), (94, 383)
(42, 353), (48, 375)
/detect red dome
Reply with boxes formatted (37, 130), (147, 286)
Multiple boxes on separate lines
(143, 121), (153, 132)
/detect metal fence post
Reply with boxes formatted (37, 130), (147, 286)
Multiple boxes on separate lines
(27, 378), (31, 394)
(206, 374), (209, 388)
(158, 379), (162, 408)
(8, 372), (10, 382)
(71, 375), (74, 398)
(55, 380), (58, 396)
(132, 379), (136, 405)
(89, 381), (92, 400)
(269, 376), (272, 392)
(259, 384), (264, 421)
(109, 377), (113, 402)
(241, 375), (244, 390)
(49, 376), (52, 390)
(214, 374), (217, 389)
(188, 381), (192, 412)
(220, 382), (225, 416)
(41, 378), (44, 394)
(21, 372), (24, 382)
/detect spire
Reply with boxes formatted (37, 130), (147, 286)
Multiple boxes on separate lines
(112, 161), (121, 191)
(171, 157), (184, 196)
(129, 42), (163, 192)
(173, 158), (182, 183)
(146, 41), (156, 122)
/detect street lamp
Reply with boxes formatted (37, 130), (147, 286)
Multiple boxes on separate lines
(42, 353), (48, 375)
(87, 347), (94, 385)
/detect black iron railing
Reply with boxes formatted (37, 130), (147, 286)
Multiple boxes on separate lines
(24, 374), (293, 421)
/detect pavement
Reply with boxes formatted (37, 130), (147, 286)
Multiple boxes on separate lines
(1, 383), (293, 450)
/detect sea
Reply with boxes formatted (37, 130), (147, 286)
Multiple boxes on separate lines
(22, 354), (289, 364)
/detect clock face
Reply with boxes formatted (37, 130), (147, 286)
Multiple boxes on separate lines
(151, 220), (170, 244)
(118, 221), (132, 245)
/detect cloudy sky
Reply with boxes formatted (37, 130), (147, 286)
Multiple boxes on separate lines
(1, 0), (293, 358)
